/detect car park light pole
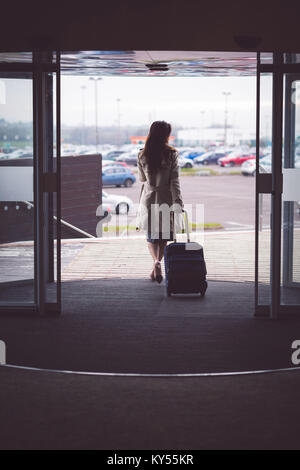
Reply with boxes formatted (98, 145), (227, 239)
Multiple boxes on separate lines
(90, 77), (102, 154)
(116, 98), (121, 147)
(222, 91), (231, 147)
(81, 85), (86, 145)
(200, 110), (205, 145)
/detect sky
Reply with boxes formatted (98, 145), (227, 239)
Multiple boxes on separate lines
(60, 75), (257, 132)
(0, 74), (275, 136)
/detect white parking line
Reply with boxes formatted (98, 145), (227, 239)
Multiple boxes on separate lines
(226, 221), (254, 228)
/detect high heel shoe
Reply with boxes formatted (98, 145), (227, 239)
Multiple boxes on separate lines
(154, 261), (163, 284)
(150, 268), (155, 281)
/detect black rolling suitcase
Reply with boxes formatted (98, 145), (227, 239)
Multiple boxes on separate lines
(164, 210), (207, 297)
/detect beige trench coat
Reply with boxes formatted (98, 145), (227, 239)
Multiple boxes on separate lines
(135, 148), (184, 238)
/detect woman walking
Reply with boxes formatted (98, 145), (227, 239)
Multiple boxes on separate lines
(136, 121), (184, 283)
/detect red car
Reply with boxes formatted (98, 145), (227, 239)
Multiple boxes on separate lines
(218, 152), (256, 167)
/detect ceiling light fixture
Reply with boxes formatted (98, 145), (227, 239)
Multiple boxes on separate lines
(145, 63), (169, 71)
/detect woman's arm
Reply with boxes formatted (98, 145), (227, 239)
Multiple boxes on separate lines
(170, 151), (184, 209)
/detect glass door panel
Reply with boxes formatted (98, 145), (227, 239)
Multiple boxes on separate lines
(0, 51), (61, 314)
(0, 74), (35, 305)
(281, 75), (300, 306)
(255, 68), (273, 313)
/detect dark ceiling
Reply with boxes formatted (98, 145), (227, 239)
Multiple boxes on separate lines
(0, 0), (299, 53)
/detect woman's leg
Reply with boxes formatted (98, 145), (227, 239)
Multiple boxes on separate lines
(147, 241), (159, 263)
(147, 241), (159, 280)
(153, 241), (166, 283)
(147, 241), (164, 283)
(158, 240), (167, 262)
(149, 240), (168, 263)
(150, 240), (167, 284)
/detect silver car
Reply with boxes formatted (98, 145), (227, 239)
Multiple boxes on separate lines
(178, 157), (194, 169)
(241, 154), (271, 176)
(102, 190), (133, 214)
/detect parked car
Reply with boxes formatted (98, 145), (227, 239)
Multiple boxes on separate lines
(194, 151), (228, 165)
(241, 159), (256, 176)
(98, 204), (112, 222)
(178, 147), (194, 157)
(178, 157), (194, 168)
(102, 190), (133, 214)
(102, 165), (136, 187)
(102, 159), (128, 168)
(183, 149), (206, 160)
(5, 149), (28, 159)
(116, 152), (138, 166)
(218, 152), (256, 167)
(259, 155), (272, 173)
(241, 154), (271, 176)
(104, 150), (126, 161)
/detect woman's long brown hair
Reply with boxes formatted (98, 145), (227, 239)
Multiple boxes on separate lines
(141, 121), (173, 171)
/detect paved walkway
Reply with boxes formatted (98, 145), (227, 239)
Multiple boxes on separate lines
(1, 229), (299, 307)
(62, 230), (260, 283)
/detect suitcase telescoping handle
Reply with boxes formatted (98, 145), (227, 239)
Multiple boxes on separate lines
(173, 209), (190, 243)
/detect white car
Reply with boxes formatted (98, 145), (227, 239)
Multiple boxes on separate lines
(260, 155), (272, 173)
(100, 203), (112, 222)
(241, 154), (271, 176)
(241, 159), (256, 176)
(5, 149), (27, 159)
(178, 157), (194, 169)
(102, 190), (133, 214)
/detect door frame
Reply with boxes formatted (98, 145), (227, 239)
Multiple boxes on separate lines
(255, 52), (300, 318)
(282, 73), (300, 290)
(33, 51), (61, 315)
(2, 50), (300, 317)
(0, 52), (61, 316)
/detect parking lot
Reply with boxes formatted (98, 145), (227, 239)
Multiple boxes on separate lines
(104, 170), (257, 233)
